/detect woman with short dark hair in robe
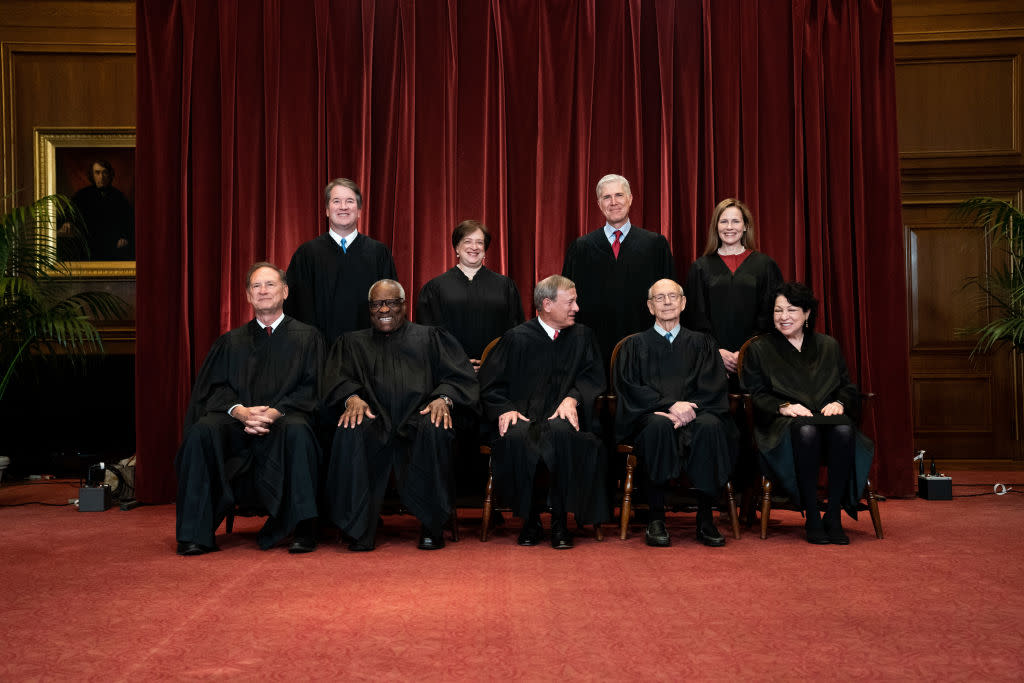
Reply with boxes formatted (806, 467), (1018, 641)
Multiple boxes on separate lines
(416, 220), (524, 367)
(415, 220), (525, 500)
(740, 282), (874, 544)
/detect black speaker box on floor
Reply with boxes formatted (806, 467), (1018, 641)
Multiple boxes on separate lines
(918, 475), (953, 500)
(79, 484), (111, 512)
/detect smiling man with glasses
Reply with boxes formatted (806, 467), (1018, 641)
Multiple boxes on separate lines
(321, 279), (478, 552)
(613, 279), (738, 547)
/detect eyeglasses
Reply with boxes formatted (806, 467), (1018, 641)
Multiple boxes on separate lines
(648, 293), (682, 304)
(369, 298), (404, 311)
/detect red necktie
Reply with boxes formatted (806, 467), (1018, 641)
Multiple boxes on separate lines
(612, 230), (622, 259)
(266, 325), (273, 336)
(553, 330), (559, 340)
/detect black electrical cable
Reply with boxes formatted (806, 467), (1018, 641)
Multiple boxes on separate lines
(0, 501), (74, 507)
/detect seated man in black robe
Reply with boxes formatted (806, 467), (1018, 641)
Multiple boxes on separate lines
(478, 275), (609, 550)
(322, 279), (478, 551)
(614, 278), (737, 547)
(175, 262), (325, 556)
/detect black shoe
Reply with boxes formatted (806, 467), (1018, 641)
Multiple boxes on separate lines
(289, 520), (317, 554)
(348, 540), (375, 551)
(805, 522), (830, 545)
(517, 518), (544, 546)
(644, 519), (671, 547)
(289, 537), (317, 553)
(696, 519), (726, 547)
(824, 518), (850, 545)
(417, 526), (446, 550)
(176, 541), (211, 556)
(348, 528), (376, 552)
(550, 519), (574, 550)
(348, 540), (376, 552)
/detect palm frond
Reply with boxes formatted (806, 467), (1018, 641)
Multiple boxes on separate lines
(1, 193), (127, 401)
(951, 197), (1024, 246)
(954, 197), (1024, 356)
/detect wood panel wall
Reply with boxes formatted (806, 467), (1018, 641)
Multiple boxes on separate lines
(0, 1), (137, 473)
(0, 0), (136, 346)
(894, 0), (1024, 466)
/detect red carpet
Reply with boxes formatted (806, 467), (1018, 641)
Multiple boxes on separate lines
(2, 474), (1023, 681)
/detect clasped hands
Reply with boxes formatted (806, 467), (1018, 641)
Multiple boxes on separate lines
(232, 405), (282, 435)
(719, 348), (738, 373)
(654, 400), (698, 429)
(779, 401), (844, 418)
(498, 396), (579, 436)
(337, 395), (452, 429)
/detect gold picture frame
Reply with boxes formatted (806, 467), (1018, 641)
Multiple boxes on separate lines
(34, 127), (136, 278)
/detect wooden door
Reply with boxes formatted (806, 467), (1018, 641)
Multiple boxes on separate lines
(904, 197), (1024, 466)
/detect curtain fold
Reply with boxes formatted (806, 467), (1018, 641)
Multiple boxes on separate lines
(136, 0), (912, 502)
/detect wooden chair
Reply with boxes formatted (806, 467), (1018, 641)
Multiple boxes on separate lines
(478, 336), (604, 543)
(609, 335), (741, 541)
(735, 336), (884, 540)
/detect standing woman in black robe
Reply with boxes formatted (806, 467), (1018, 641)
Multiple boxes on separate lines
(740, 282), (874, 545)
(684, 198), (782, 384)
(416, 220), (525, 499)
(416, 220), (524, 367)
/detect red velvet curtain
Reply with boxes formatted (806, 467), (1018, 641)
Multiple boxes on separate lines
(136, 0), (912, 502)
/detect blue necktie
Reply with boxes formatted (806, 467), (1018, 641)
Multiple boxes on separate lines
(665, 331), (673, 343)
(340, 238), (347, 253)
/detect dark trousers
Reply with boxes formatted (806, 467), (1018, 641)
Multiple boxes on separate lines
(175, 413), (320, 549)
(790, 423), (855, 523)
(325, 414), (454, 541)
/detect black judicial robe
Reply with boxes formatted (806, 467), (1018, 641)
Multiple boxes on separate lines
(321, 322), (478, 539)
(478, 319), (609, 522)
(740, 331), (874, 517)
(614, 327), (737, 494)
(683, 251), (782, 353)
(562, 226), (675, 367)
(415, 266), (525, 360)
(284, 232), (397, 342)
(175, 317), (325, 550)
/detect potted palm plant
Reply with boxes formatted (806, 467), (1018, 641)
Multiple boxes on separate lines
(0, 194), (127, 481)
(954, 197), (1024, 354)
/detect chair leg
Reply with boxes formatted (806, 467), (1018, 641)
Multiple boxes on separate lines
(760, 476), (772, 539)
(594, 524), (604, 541)
(725, 481), (741, 540)
(449, 506), (460, 542)
(865, 477), (884, 539)
(620, 454), (636, 540)
(226, 512), (234, 534)
(480, 464), (494, 542)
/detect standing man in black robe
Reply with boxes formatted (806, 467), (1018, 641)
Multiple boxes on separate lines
(175, 262), (324, 556)
(614, 278), (737, 547)
(285, 178), (397, 343)
(562, 173), (675, 370)
(478, 275), (609, 549)
(322, 279), (478, 551)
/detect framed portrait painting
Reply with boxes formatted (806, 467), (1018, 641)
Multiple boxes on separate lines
(34, 127), (136, 278)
